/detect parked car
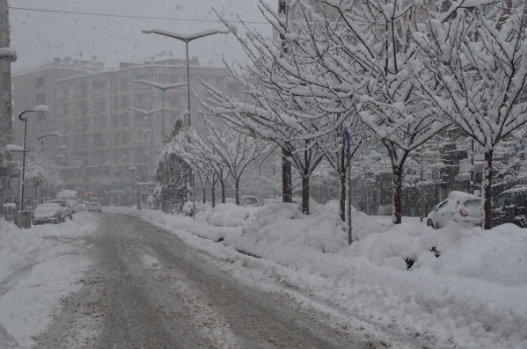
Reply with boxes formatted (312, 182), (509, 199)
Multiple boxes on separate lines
(75, 202), (87, 212)
(427, 191), (483, 229)
(491, 185), (527, 228)
(47, 199), (74, 219)
(240, 195), (258, 207)
(32, 203), (68, 225)
(87, 201), (102, 213)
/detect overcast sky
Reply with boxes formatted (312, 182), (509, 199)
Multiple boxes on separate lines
(9, 0), (273, 72)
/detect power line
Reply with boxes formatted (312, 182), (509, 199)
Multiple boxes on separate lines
(9, 6), (269, 25)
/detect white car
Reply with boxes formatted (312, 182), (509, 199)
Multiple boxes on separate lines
(426, 191), (483, 229)
(32, 203), (68, 225)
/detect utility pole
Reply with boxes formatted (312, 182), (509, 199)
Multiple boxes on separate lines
(0, 0), (17, 211)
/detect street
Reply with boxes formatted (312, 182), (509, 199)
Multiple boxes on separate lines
(34, 214), (377, 349)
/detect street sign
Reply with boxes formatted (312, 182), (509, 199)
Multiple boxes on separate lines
(432, 169), (442, 180)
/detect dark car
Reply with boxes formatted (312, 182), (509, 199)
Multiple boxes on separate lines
(491, 185), (527, 228)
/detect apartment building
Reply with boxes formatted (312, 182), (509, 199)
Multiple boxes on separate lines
(0, 0), (16, 209)
(12, 56), (239, 204)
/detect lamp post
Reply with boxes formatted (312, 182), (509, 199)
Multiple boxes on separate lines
(130, 107), (162, 180)
(38, 130), (61, 152)
(141, 29), (228, 127)
(133, 80), (185, 139)
(18, 105), (48, 226)
(143, 129), (152, 181)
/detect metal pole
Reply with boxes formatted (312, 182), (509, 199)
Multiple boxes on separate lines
(19, 118), (27, 211)
(145, 131), (149, 181)
(185, 41), (191, 127)
(347, 159), (352, 245)
(161, 89), (165, 140)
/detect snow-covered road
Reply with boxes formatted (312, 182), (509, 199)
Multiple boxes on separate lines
(32, 213), (381, 349)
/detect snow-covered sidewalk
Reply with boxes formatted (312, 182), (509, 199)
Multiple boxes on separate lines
(0, 214), (98, 348)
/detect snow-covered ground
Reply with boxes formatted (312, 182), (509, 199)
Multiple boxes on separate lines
(0, 214), (98, 348)
(1, 201), (526, 348)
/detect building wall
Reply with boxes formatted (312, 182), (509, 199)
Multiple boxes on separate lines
(0, 0), (14, 208)
(12, 57), (239, 201)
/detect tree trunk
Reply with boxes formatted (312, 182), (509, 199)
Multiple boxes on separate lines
(220, 180), (226, 204)
(235, 178), (240, 206)
(483, 150), (494, 230)
(339, 146), (346, 222)
(202, 187), (206, 204)
(301, 174), (310, 215)
(282, 148), (292, 203)
(392, 165), (403, 224)
(211, 185), (216, 208)
(211, 174), (216, 208)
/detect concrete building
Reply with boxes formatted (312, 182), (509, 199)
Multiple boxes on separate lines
(12, 56), (239, 205)
(0, 0), (17, 210)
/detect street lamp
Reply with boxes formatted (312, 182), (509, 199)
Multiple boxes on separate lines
(38, 130), (61, 151)
(133, 80), (186, 139)
(129, 107), (163, 124)
(18, 105), (49, 214)
(141, 29), (228, 127)
(143, 129), (152, 181)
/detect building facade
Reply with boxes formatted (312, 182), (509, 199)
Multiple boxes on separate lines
(12, 56), (239, 205)
(0, 0), (16, 209)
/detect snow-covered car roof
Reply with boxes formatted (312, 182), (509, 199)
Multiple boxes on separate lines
(447, 191), (482, 203)
(33, 203), (61, 218)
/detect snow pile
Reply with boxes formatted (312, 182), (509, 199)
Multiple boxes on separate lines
(206, 202), (251, 227)
(0, 214), (97, 348)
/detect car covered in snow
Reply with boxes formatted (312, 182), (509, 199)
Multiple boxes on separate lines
(426, 191), (483, 229)
(32, 203), (68, 225)
(87, 201), (102, 213)
(46, 199), (74, 220)
(491, 185), (527, 228)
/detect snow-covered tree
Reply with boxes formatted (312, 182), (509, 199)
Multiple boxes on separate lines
(202, 118), (274, 205)
(414, 0), (527, 228)
(205, 6), (357, 214)
(270, 0), (449, 223)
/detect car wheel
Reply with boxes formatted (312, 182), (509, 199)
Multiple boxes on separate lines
(426, 219), (435, 229)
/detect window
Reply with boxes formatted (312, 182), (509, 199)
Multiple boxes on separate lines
(93, 97), (106, 113)
(35, 76), (45, 88)
(120, 77), (129, 91)
(121, 96), (129, 109)
(122, 131), (131, 145)
(120, 113), (130, 127)
(36, 93), (46, 105)
(111, 114), (119, 128)
(92, 80), (105, 91)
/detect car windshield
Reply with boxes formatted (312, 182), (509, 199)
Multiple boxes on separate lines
(463, 199), (482, 208)
(34, 204), (60, 217)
